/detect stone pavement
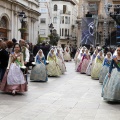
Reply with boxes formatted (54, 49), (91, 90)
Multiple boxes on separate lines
(0, 61), (120, 120)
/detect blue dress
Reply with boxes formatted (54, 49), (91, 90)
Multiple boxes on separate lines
(99, 58), (111, 83)
(102, 58), (120, 101)
(30, 55), (48, 82)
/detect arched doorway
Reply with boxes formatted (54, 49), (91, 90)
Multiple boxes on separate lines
(0, 16), (9, 40)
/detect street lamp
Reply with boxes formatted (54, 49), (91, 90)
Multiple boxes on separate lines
(18, 11), (27, 39)
(49, 23), (54, 34)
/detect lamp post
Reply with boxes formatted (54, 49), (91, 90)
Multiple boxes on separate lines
(49, 23), (59, 45)
(18, 11), (27, 39)
(49, 23), (54, 34)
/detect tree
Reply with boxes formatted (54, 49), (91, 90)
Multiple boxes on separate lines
(48, 33), (60, 46)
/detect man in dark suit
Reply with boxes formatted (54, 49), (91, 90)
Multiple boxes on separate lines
(0, 41), (9, 82)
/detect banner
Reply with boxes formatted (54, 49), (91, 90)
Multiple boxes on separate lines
(81, 18), (95, 45)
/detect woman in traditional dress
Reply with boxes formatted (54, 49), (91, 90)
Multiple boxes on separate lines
(47, 48), (61, 76)
(63, 46), (71, 62)
(56, 48), (66, 74)
(102, 46), (120, 102)
(78, 49), (91, 73)
(77, 48), (85, 72)
(0, 43), (27, 95)
(99, 52), (112, 84)
(91, 51), (104, 79)
(74, 48), (80, 71)
(86, 49), (98, 76)
(30, 49), (48, 82)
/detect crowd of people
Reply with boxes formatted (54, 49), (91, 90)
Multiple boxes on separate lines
(0, 38), (75, 95)
(74, 45), (120, 102)
(1, 38), (120, 103)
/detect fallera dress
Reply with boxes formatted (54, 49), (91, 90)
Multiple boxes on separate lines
(102, 57), (120, 102)
(77, 54), (90, 73)
(91, 56), (104, 79)
(86, 54), (96, 75)
(47, 53), (61, 76)
(0, 53), (27, 93)
(30, 55), (48, 82)
(63, 48), (71, 61)
(56, 52), (66, 74)
(77, 53), (84, 72)
(99, 58), (111, 83)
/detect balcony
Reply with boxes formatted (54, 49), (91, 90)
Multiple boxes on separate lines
(60, 10), (71, 15)
(52, 0), (76, 5)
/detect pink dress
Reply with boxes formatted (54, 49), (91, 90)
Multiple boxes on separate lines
(77, 54), (90, 73)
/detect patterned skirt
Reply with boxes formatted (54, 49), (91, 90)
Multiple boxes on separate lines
(99, 66), (109, 83)
(102, 68), (120, 102)
(30, 63), (48, 82)
(91, 62), (102, 80)
(47, 61), (61, 76)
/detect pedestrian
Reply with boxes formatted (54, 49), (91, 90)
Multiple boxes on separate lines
(63, 46), (71, 62)
(56, 48), (66, 74)
(99, 52), (112, 84)
(30, 49), (48, 82)
(0, 43), (27, 95)
(47, 48), (61, 76)
(102, 46), (120, 102)
(78, 49), (91, 74)
(19, 39), (30, 78)
(0, 41), (9, 82)
(91, 51), (104, 79)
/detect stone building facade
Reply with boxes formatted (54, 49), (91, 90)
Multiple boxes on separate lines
(0, 0), (40, 44)
(77, 0), (120, 47)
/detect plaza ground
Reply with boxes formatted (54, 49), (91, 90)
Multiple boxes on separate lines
(0, 61), (120, 120)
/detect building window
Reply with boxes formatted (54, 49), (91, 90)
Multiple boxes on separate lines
(60, 16), (64, 24)
(65, 16), (68, 24)
(65, 29), (67, 36)
(60, 28), (61, 36)
(68, 17), (70, 24)
(68, 29), (69, 36)
(40, 29), (46, 35)
(54, 4), (57, 11)
(62, 28), (64, 36)
(0, 17), (7, 28)
(53, 17), (57, 23)
(63, 5), (67, 14)
(40, 18), (46, 24)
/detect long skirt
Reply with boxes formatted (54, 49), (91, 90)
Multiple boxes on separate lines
(99, 66), (109, 83)
(64, 52), (71, 61)
(102, 69), (120, 102)
(57, 59), (66, 74)
(47, 61), (61, 76)
(86, 61), (92, 75)
(91, 62), (102, 79)
(0, 63), (27, 93)
(80, 59), (90, 73)
(75, 59), (80, 71)
(30, 63), (48, 82)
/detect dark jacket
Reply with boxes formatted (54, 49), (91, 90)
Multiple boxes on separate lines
(0, 49), (9, 68)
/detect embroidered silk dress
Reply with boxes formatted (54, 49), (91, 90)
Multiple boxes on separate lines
(102, 57), (120, 101)
(56, 52), (66, 74)
(99, 58), (111, 83)
(91, 56), (104, 79)
(86, 54), (96, 75)
(0, 53), (27, 93)
(77, 54), (90, 73)
(30, 55), (48, 82)
(47, 53), (61, 76)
